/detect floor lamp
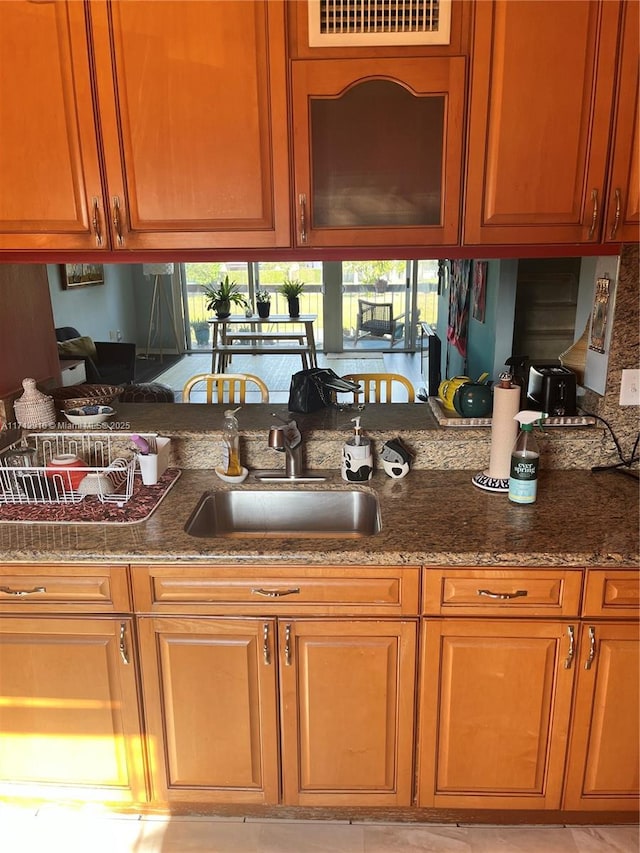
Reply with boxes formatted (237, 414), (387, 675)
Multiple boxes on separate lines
(142, 263), (182, 362)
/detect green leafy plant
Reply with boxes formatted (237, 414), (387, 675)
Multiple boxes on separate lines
(202, 275), (247, 314)
(279, 278), (305, 298)
(255, 287), (272, 304)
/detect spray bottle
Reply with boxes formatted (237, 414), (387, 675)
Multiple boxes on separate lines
(341, 416), (373, 482)
(508, 411), (546, 504)
(222, 407), (242, 477)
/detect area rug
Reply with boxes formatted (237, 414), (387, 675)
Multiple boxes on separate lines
(134, 354), (182, 384)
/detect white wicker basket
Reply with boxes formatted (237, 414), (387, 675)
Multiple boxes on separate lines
(13, 378), (56, 429)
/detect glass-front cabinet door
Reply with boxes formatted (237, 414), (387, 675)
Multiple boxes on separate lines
(291, 58), (466, 248)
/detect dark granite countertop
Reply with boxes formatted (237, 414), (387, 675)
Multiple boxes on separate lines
(0, 467), (637, 567)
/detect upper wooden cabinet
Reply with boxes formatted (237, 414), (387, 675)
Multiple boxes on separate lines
(0, 0), (290, 252)
(0, 2), (104, 251)
(91, 0), (290, 250)
(290, 57), (466, 248)
(463, 0), (625, 246)
(603, 0), (640, 243)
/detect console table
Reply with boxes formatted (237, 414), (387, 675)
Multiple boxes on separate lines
(209, 315), (318, 373)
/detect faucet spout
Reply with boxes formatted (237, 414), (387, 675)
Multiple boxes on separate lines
(268, 424), (303, 478)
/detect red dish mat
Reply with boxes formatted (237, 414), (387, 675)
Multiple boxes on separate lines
(0, 468), (182, 525)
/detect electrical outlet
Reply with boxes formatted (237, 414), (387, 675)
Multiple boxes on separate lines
(109, 330), (116, 342)
(116, 330), (122, 341)
(619, 369), (640, 406)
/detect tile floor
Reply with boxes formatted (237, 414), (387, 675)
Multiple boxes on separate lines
(1, 806), (638, 853)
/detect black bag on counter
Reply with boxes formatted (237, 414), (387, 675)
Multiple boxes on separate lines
(288, 368), (360, 413)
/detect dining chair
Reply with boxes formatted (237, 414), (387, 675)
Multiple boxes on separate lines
(182, 373), (269, 404)
(340, 373), (415, 403)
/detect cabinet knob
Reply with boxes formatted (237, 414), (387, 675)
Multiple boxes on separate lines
(476, 588), (528, 600)
(91, 197), (103, 247)
(0, 585), (46, 596)
(112, 196), (125, 246)
(284, 623), (292, 666)
(584, 625), (597, 670)
(610, 188), (622, 239)
(564, 625), (575, 669)
(587, 188), (599, 239)
(299, 193), (308, 244)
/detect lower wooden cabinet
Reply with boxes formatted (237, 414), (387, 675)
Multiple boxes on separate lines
(563, 622), (640, 810)
(279, 619), (417, 806)
(137, 616), (417, 806)
(417, 619), (576, 809)
(137, 616), (280, 805)
(0, 616), (145, 803)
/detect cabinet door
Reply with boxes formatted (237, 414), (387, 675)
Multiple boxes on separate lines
(137, 617), (279, 805)
(90, 0), (290, 249)
(291, 58), (466, 248)
(279, 619), (417, 806)
(464, 0), (621, 245)
(603, 0), (640, 243)
(0, 1), (105, 251)
(418, 619), (576, 809)
(0, 617), (145, 803)
(563, 622), (639, 810)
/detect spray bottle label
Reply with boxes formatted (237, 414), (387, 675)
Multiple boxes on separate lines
(509, 453), (539, 503)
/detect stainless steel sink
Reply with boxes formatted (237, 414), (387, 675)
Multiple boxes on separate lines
(184, 489), (381, 538)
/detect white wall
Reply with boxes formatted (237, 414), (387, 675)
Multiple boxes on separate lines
(47, 264), (138, 343)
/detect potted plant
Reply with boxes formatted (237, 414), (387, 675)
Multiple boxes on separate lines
(255, 287), (272, 319)
(191, 320), (210, 346)
(202, 275), (247, 319)
(279, 278), (305, 318)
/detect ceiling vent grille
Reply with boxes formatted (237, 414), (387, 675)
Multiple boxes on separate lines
(308, 0), (451, 46)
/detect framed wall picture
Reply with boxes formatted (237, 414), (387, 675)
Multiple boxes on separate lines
(61, 264), (104, 289)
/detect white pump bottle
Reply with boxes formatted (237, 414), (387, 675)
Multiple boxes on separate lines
(341, 416), (373, 482)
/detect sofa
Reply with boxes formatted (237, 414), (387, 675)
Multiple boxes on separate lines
(55, 327), (136, 386)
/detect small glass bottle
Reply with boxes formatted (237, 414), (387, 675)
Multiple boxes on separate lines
(222, 407), (242, 477)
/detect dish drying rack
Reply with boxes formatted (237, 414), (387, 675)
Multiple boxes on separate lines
(0, 432), (160, 507)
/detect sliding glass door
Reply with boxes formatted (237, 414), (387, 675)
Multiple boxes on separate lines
(180, 259), (438, 354)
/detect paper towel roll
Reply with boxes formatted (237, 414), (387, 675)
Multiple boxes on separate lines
(487, 383), (521, 480)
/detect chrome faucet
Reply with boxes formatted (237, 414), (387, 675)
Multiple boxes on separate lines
(268, 423), (303, 478)
(255, 416), (326, 482)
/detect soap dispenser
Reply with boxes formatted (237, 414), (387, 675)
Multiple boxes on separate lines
(222, 407), (243, 477)
(341, 416), (373, 482)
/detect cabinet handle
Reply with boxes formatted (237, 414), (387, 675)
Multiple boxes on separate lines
(564, 625), (575, 669)
(609, 188), (621, 239)
(251, 587), (300, 598)
(262, 623), (271, 665)
(477, 588), (528, 600)
(119, 622), (130, 665)
(284, 623), (292, 666)
(0, 585), (46, 596)
(587, 188), (599, 239)
(91, 197), (103, 247)
(584, 625), (597, 670)
(299, 193), (307, 244)
(111, 196), (124, 246)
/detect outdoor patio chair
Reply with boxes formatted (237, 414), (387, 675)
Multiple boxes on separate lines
(354, 299), (404, 347)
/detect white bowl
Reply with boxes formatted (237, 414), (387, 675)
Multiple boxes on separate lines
(78, 473), (116, 496)
(64, 405), (115, 427)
